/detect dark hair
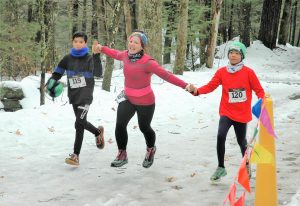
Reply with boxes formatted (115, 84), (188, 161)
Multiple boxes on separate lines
(72, 31), (88, 43)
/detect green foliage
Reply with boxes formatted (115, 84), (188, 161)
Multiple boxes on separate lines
(0, 0), (40, 79)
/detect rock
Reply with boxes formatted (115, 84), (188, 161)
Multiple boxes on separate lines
(288, 93), (300, 100)
(0, 87), (24, 100)
(1, 99), (22, 112)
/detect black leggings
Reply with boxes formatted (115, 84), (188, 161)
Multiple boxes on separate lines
(115, 100), (156, 150)
(72, 104), (99, 155)
(216, 116), (247, 168)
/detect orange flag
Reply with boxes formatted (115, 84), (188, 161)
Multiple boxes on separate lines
(234, 192), (246, 206)
(237, 153), (251, 192)
(223, 183), (236, 206)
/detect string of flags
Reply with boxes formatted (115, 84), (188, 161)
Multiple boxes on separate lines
(223, 98), (277, 206)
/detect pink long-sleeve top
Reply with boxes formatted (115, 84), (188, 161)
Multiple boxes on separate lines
(102, 46), (188, 105)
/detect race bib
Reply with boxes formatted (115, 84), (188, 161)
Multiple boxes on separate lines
(228, 88), (247, 103)
(115, 90), (127, 103)
(69, 76), (86, 88)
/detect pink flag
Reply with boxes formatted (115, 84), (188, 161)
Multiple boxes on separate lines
(259, 107), (277, 138)
(223, 183), (236, 206)
(234, 192), (246, 206)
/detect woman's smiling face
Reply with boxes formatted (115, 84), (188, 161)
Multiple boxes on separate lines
(128, 36), (143, 54)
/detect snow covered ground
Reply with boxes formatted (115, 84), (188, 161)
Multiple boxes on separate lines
(0, 41), (299, 206)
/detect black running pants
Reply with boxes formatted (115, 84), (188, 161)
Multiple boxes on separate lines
(216, 115), (247, 168)
(115, 100), (156, 150)
(72, 104), (99, 155)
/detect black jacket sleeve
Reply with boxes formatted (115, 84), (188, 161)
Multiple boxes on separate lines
(93, 53), (103, 77)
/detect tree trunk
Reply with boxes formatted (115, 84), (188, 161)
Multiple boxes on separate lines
(291, 1), (297, 45)
(219, 0), (227, 43)
(278, 0), (292, 45)
(206, 0), (223, 68)
(258, 0), (282, 49)
(38, 0), (46, 105)
(124, 0), (133, 38)
(138, 0), (163, 64)
(91, 0), (98, 39)
(228, 0), (234, 40)
(28, 3), (34, 22)
(174, 0), (189, 75)
(72, 0), (79, 34)
(102, 0), (124, 92)
(163, 1), (177, 64)
(97, 0), (108, 44)
(199, 0), (211, 66)
(240, 0), (251, 47)
(82, 0), (87, 32)
(297, 27), (300, 47)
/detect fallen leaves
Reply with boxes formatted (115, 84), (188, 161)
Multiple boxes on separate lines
(15, 129), (22, 136)
(165, 176), (176, 182)
(48, 126), (55, 133)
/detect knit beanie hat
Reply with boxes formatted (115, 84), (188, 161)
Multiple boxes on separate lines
(228, 41), (247, 59)
(129, 31), (148, 48)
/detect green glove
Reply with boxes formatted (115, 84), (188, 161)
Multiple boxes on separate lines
(46, 78), (63, 97)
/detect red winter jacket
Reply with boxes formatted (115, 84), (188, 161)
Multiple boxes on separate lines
(102, 46), (188, 105)
(196, 66), (265, 123)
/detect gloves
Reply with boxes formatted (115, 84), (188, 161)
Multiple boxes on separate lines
(46, 78), (63, 97)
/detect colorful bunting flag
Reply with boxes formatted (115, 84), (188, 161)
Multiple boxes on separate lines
(250, 142), (274, 165)
(259, 107), (277, 138)
(223, 183), (236, 206)
(234, 192), (246, 206)
(252, 98), (263, 118)
(237, 153), (251, 192)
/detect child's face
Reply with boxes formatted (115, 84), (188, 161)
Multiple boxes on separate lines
(72, 37), (87, 50)
(127, 36), (143, 54)
(228, 50), (242, 65)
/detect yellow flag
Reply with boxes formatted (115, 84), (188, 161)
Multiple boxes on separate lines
(250, 143), (274, 165)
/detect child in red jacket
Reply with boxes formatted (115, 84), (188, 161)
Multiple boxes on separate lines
(188, 41), (265, 181)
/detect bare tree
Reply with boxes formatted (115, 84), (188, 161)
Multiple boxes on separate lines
(199, 0), (211, 66)
(240, 0), (251, 47)
(278, 0), (292, 45)
(124, 0), (137, 38)
(258, 0), (282, 49)
(163, 1), (178, 64)
(82, 0), (87, 32)
(206, 0), (223, 68)
(174, 0), (189, 75)
(102, 0), (124, 92)
(72, 0), (79, 34)
(138, 0), (163, 64)
(37, 0), (46, 105)
(91, 0), (98, 39)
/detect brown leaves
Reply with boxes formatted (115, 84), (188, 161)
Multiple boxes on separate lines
(15, 129), (22, 136)
(48, 126), (55, 133)
(165, 176), (176, 182)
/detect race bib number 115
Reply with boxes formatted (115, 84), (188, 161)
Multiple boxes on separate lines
(228, 88), (247, 103)
(69, 76), (86, 88)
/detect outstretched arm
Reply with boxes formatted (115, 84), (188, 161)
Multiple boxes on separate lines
(94, 43), (125, 61)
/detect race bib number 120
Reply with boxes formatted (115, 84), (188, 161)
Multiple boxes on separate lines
(228, 88), (247, 103)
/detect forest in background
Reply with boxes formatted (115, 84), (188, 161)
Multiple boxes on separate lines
(0, 0), (299, 104)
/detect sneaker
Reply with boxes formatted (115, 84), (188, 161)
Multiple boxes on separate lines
(142, 146), (156, 168)
(96, 126), (105, 149)
(111, 150), (128, 167)
(210, 167), (227, 181)
(65, 153), (79, 166)
(246, 162), (251, 179)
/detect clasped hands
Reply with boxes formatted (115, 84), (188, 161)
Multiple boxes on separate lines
(185, 84), (198, 95)
(92, 40), (102, 54)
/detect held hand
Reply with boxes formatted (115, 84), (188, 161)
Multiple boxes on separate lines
(92, 41), (102, 54)
(185, 84), (198, 95)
